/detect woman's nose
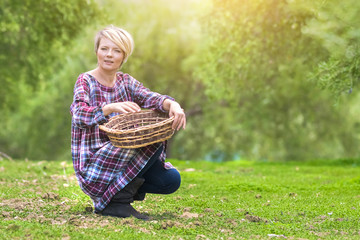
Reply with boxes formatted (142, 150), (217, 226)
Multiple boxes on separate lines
(106, 50), (113, 57)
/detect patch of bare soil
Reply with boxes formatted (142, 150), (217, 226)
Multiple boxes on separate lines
(160, 220), (185, 229)
(0, 196), (103, 228)
(1, 195), (198, 233)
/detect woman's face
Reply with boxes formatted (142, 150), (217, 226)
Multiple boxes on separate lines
(96, 38), (124, 71)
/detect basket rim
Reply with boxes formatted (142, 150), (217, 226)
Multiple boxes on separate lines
(99, 110), (174, 134)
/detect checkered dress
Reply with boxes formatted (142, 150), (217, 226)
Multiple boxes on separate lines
(70, 72), (174, 212)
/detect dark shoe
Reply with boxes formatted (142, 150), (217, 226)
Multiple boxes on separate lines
(128, 205), (150, 220)
(101, 177), (149, 220)
(101, 201), (150, 220)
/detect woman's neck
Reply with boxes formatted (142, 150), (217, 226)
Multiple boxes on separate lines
(91, 68), (117, 87)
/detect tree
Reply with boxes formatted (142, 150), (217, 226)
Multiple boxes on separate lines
(304, 0), (360, 100)
(0, 0), (101, 159)
(190, 0), (358, 160)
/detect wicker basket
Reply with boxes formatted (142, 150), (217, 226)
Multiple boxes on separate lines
(99, 110), (175, 149)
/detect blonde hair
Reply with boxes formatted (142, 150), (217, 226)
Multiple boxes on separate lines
(94, 25), (134, 65)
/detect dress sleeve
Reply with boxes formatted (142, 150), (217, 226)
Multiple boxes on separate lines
(70, 75), (107, 128)
(127, 75), (175, 112)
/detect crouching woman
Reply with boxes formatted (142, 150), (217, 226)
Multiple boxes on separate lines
(70, 25), (186, 220)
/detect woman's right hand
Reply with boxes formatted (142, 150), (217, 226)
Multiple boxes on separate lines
(102, 102), (141, 116)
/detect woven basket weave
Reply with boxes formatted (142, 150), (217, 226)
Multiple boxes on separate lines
(99, 110), (175, 149)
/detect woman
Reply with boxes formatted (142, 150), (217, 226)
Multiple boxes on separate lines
(70, 25), (186, 220)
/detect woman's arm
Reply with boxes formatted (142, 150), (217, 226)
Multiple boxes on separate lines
(163, 99), (186, 131)
(127, 75), (173, 111)
(70, 76), (107, 128)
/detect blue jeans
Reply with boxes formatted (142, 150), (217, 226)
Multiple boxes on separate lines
(136, 146), (181, 195)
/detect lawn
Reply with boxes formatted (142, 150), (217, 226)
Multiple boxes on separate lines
(0, 158), (359, 239)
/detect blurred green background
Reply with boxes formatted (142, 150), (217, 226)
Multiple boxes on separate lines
(1, 0), (359, 161)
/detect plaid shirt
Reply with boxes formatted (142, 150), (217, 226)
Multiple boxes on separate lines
(70, 72), (174, 212)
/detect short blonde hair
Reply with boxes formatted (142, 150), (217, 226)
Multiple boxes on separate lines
(94, 25), (134, 65)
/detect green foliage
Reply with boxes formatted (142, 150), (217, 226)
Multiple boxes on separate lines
(1, 158), (360, 239)
(311, 54), (360, 97)
(305, 0), (360, 98)
(0, 0), (99, 107)
(0, 0), (101, 159)
(190, 0), (358, 160)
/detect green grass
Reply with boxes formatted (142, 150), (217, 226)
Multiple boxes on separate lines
(0, 158), (360, 239)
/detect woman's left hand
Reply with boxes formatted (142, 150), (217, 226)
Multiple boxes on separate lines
(168, 101), (186, 131)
